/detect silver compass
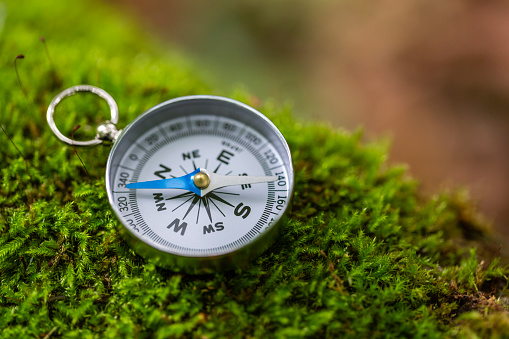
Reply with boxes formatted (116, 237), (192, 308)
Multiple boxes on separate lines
(47, 85), (294, 273)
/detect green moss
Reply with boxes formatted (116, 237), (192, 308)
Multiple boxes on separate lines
(1, 0), (508, 337)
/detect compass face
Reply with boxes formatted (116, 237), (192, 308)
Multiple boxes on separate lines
(106, 96), (293, 268)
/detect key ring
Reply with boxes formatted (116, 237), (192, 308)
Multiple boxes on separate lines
(46, 85), (119, 147)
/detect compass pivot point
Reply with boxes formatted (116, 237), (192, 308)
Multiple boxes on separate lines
(193, 171), (210, 189)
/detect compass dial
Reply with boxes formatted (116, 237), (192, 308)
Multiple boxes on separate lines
(106, 96), (293, 272)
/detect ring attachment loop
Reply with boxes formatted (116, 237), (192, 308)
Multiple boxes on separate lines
(46, 85), (119, 147)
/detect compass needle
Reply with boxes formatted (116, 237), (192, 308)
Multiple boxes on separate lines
(199, 169), (277, 196)
(49, 88), (293, 272)
(126, 168), (276, 197)
(126, 169), (201, 195)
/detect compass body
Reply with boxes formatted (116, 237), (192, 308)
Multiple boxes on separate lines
(105, 96), (294, 273)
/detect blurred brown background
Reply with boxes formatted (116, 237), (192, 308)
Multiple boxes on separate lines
(113, 0), (509, 244)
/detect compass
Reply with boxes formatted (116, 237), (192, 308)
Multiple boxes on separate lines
(47, 85), (294, 273)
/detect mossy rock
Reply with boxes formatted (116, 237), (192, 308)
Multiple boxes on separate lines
(1, 0), (508, 337)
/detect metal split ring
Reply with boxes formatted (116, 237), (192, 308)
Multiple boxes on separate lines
(46, 85), (119, 147)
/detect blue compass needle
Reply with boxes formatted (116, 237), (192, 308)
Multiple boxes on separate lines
(126, 168), (201, 195)
(127, 168), (276, 196)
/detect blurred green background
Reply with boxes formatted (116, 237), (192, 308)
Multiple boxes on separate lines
(112, 0), (509, 246)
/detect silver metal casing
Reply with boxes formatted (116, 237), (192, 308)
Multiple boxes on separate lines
(105, 95), (294, 273)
